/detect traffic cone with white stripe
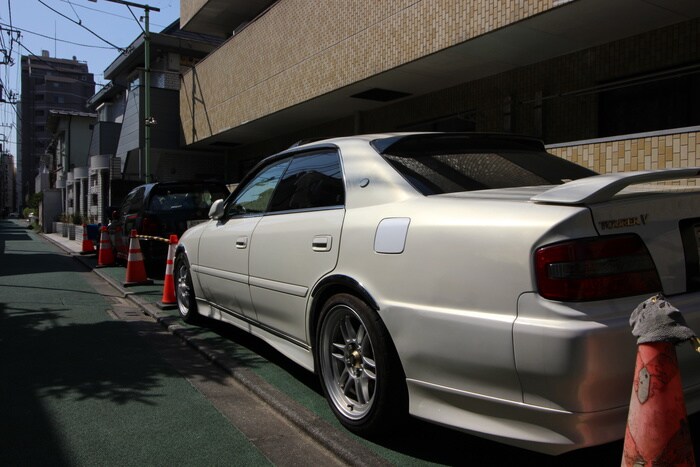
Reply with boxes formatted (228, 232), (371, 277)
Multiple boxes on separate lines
(96, 226), (114, 267)
(157, 234), (178, 309)
(79, 224), (95, 255)
(123, 229), (153, 287)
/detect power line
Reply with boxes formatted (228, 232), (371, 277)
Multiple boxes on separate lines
(37, 0), (124, 53)
(57, 0), (168, 28)
(66, 0), (81, 24)
(0, 22), (114, 49)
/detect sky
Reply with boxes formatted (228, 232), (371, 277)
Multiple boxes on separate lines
(0, 0), (180, 157)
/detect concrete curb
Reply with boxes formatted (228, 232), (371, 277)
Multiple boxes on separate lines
(42, 233), (389, 467)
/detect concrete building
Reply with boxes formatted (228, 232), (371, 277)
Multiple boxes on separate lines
(46, 110), (97, 225)
(86, 82), (125, 223)
(19, 52), (95, 210)
(179, 0), (700, 179)
(98, 20), (227, 189)
(0, 151), (15, 217)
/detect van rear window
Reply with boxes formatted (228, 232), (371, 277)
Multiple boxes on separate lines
(148, 185), (229, 212)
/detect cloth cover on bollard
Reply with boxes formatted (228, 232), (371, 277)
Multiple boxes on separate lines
(622, 294), (697, 467)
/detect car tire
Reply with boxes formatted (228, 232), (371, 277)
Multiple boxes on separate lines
(174, 253), (199, 324)
(316, 293), (407, 436)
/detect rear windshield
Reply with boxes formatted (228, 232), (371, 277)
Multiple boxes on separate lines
(147, 184), (229, 212)
(382, 150), (596, 196)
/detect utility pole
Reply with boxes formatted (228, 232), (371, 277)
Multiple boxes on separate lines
(87, 0), (159, 183)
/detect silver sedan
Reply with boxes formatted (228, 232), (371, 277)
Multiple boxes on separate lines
(175, 133), (700, 454)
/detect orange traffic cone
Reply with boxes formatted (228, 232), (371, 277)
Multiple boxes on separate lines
(157, 234), (178, 309)
(123, 229), (153, 287)
(623, 296), (697, 466)
(79, 224), (95, 255)
(96, 226), (115, 267)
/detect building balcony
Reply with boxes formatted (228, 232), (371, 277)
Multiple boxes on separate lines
(180, 0), (700, 150)
(89, 154), (110, 172)
(180, 0), (275, 38)
(73, 167), (88, 180)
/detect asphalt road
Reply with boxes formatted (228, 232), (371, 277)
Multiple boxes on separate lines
(0, 220), (345, 466)
(3, 219), (699, 466)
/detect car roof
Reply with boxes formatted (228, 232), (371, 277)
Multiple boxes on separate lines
(288, 132), (545, 153)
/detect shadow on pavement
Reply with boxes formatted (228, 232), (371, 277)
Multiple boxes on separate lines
(0, 303), (73, 466)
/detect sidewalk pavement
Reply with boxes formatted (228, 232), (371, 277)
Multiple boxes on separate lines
(41, 231), (391, 467)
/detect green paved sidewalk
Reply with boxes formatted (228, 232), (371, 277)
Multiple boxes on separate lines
(46, 231), (438, 465)
(1, 221), (270, 466)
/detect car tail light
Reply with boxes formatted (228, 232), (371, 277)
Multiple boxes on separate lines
(141, 216), (159, 236)
(534, 234), (661, 301)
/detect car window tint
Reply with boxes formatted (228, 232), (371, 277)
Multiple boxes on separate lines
(383, 151), (593, 195)
(268, 151), (345, 212)
(227, 160), (290, 216)
(148, 185), (229, 212)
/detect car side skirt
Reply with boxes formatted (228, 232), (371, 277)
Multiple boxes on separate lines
(194, 298), (314, 371)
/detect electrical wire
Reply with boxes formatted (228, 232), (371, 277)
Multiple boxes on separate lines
(0, 22), (114, 49)
(37, 0), (124, 53)
(57, 0), (167, 28)
(66, 0), (81, 24)
(126, 5), (145, 35)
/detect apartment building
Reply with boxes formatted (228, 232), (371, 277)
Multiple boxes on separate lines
(0, 151), (15, 216)
(19, 52), (95, 209)
(179, 0), (700, 180)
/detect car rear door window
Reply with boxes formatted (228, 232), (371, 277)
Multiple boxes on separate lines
(268, 151), (344, 212)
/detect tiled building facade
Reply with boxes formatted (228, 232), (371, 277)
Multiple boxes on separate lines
(180, 0), (700, 179)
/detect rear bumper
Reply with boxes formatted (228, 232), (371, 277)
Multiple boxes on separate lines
(405, 291), (700, 454)
(514, 292), (700, 413)
(407, 377), (700, 455)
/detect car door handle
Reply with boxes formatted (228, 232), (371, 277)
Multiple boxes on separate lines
(312, 235), (332, 252)
(236, 236), (248, 249)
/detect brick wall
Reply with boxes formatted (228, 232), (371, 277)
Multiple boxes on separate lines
(182, 1), (700, 183)
(181, 0), (562, 145)
(180, 0), (209, 29)
(548, 129), (700, 175)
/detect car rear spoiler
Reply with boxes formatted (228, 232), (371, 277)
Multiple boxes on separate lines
(531, 168), (700, 205)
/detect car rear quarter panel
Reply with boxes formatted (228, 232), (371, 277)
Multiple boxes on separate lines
(334, 196), (596, 403)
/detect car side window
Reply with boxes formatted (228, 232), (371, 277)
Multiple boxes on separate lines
(268, 151), (344, 212)
(120, 187), (144, 216)
(129, 187), (145, 214)
(225, 159), (290, 217)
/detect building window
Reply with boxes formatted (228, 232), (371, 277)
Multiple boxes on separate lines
(35, 109), (45, 117)
(402, 113), (477, 132)
(36, 94), (45, 101)
(599, 70), (700, 137)
(35, 125), (45, 133)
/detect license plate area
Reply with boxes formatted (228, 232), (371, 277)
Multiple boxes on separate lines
(680, 218), (700, 292)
